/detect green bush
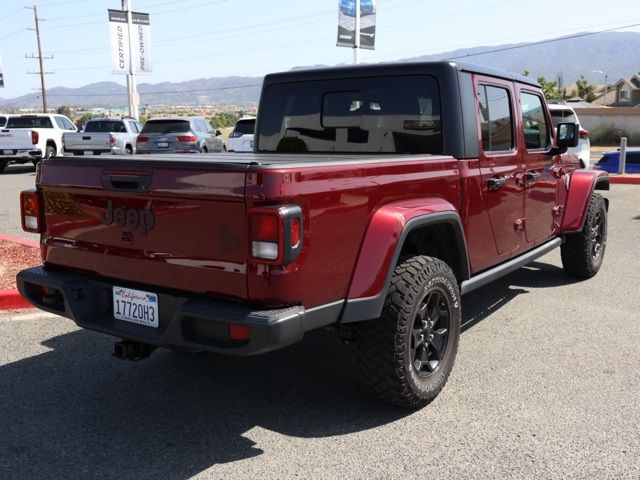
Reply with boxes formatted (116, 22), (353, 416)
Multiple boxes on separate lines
(590, 123), (633, 146)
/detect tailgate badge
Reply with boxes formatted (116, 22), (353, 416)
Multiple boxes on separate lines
(100, 200), (156, 235)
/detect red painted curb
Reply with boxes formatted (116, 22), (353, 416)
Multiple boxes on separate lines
(0, 289), (32, 310)
(0, 234), (39, 249)
(610, 175), (640, 185)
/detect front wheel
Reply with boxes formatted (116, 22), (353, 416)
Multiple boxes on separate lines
(561, 193), (607, 278)
(357, 256), (461, 408)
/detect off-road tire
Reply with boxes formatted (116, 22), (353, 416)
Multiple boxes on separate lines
(561, 193), (607, 278)
(357, 256), (461, 409)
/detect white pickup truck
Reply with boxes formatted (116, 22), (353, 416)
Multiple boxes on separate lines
(63, 117), (142, 156)
(0, 114), (76, 173)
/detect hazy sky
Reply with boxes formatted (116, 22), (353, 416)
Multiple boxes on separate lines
(0, 0), (638, 102)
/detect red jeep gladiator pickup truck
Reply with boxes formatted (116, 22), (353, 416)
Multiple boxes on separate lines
(17, 62), (609, 408)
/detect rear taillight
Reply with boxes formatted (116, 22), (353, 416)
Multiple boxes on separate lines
(136, 136), (149, 143)
(579, 129), (589, 139)
(109, 133), (116, 145)
(249, 205), (303, 264)
(20, 189), (42, 233)
(177, 135), (197, 143)
(229, 131), (243, 138)
(31, 131), (39, 145)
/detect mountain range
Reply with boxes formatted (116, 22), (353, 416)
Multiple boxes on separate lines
(1, 31), (638, 109)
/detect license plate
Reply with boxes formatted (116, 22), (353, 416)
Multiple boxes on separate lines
(3, 150), (12, 155)
(157, 142), (169, 148)
(113, 286), (159, 327)
(83, 151), (93, 156)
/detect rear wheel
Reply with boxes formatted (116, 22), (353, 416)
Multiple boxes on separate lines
(200, 145), (208, 154)
(33, 145), (56, 166)
(0, 160), (7, 174)
(124, 146), (133, 155)
(561, 193), (607, 278)
(357, 256), (461, 408)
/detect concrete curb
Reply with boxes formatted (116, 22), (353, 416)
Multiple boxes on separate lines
(0, 289), (31, 310)
(0, 234), (38, 311)
(610, 175), (640, 185)
(0, 233), (39, 248)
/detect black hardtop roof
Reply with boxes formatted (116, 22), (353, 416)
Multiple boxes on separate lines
(263, 61), (540, 88)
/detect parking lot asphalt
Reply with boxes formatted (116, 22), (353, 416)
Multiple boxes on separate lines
(0, 170), (639, 479)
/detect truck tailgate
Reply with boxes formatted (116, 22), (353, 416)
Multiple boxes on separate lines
(64, 132), (111, 151)
(0, 130), (33, 150)
(38, 157), (250, 300)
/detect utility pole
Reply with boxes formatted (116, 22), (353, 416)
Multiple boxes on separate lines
(122, 0), (138, 119)
(353, 0), (361, 65)
(25, 5), (53, 112)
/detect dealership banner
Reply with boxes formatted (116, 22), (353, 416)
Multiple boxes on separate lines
(108, 10), (152, 75)
(336, 0), (377, 50)
(132, 12), (152, 74)
(108, 9), (130, 75)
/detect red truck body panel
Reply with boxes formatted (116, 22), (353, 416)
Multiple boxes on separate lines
(39, 160), (249, 300)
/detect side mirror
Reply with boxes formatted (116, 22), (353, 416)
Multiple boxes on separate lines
(215, 129), (222, 136)
(556, 122), (579, 149)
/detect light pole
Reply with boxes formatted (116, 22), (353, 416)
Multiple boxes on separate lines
(592, 70), (608, 107)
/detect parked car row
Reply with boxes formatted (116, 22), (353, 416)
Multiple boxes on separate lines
(0, 113), (76, 173)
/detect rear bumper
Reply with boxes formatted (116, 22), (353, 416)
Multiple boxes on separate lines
(0, 149), (42, 160)
(17, 266), (342, 356)
(65, 148), (118, 156)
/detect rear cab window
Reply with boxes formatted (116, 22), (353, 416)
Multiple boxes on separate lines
(85, 121), (126, 133)
(7, 116), (54, 128)
(233, 119), (256, 136)
(549, 108), (578, 126)
(257, 75), (442, 154)
(141, 120), (190, 134)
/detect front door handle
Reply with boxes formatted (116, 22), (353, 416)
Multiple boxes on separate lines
(487, 176), (507, 191)
(526, 171), (541, 184)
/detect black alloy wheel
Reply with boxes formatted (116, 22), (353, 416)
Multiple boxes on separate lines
(411, 288), (451, 377)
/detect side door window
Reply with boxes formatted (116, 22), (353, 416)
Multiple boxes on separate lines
(54, 117), (67, 130)
(519, 92), (550, 150)
(478, 85), (514, 153)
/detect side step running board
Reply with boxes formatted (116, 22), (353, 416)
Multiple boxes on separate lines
(461, 237), (563, 295)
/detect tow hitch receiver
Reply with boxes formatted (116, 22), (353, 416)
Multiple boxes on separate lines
(112, 340), (156, 361)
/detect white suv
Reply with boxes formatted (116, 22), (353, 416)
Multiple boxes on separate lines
(548, 103), (590, 168)
(227, 116), (256, 153)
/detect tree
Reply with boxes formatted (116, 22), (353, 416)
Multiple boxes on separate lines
(574, 75), (596, 103)
(56, 105), (73, 118)
(75, 113), (92, 130)
(536, 75), (563, 101)
(210, 112), (239, 129)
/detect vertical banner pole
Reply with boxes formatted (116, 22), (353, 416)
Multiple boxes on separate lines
(353, 0), (361, 65)
(124, 0), (138, 119)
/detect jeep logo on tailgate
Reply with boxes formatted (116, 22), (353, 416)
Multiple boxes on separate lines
(100, 200), (156, 235)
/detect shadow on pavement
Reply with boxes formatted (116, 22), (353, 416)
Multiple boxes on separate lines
(0, 260), (580, 478)
(462, 261), (581, 331)
(0, 326), (404, 479)
(1, 164), (36, 176)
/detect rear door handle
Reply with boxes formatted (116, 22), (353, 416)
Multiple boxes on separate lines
(487, 176), (507, 191)
(526, 171), (541, 184)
